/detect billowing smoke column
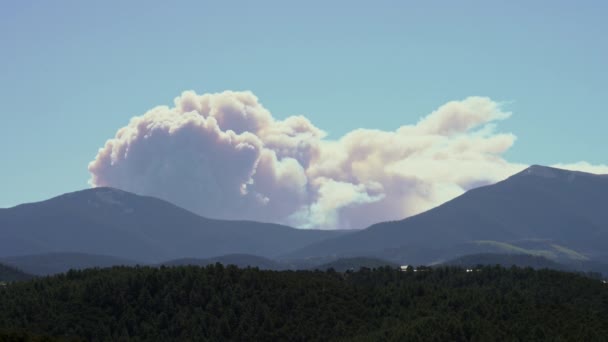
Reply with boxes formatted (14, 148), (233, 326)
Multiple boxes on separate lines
(89, 91), (321, 223)
(88, 90), (606, 229)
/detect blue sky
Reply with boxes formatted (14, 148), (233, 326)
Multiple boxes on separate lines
(1, 0), (607, 208)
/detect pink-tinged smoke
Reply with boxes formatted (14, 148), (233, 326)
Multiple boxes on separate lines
(89, 91), (606, 229)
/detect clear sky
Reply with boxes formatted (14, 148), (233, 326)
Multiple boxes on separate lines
(1, 0), (607, 209)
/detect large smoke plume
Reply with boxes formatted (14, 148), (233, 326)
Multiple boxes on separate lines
(89, 91), (608, 229)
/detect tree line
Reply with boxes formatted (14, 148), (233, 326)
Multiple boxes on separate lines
(0, 264), (607, 341)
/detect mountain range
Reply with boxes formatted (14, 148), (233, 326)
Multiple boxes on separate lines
(1, 165), (607, 275)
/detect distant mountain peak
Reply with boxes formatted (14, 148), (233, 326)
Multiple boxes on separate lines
(60, 186), (130, 198)
(90, 186), (129, 194)
(93, 190), (137, 214)
(521, 165), (563, 178)
(512, 165), (590, 181)
(92, 187), (129, 205)
(59, 187), (136, 212)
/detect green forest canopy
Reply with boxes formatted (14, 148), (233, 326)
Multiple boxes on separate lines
(0, 265), (607, 341)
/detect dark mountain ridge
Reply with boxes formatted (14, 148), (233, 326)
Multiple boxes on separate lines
(287, 165), (608, 266)
(0, 188), (352, 263)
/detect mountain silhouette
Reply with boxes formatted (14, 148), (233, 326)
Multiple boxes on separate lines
(0, 188), (351, 263)
(287, 165), (608, 266)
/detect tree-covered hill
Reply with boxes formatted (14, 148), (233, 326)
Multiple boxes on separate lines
(442, 253), (570, 270)
(0, 263), (33, 282)
(442, 253), (608, 277)
(0, 265), (607, 341)
(0, 252), (141, 276)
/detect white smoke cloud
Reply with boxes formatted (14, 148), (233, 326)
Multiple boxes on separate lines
(89, 91), (606, 229)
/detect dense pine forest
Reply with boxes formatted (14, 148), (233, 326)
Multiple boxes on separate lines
(0, 265), (607, 341)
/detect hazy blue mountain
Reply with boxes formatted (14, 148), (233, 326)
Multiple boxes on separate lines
(0, 188), (352, 263)
(287, 165), (608, 265)
(0, 252), (141, 276)
(162, 254), (286, 270)
(0, 263), (34, 282)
